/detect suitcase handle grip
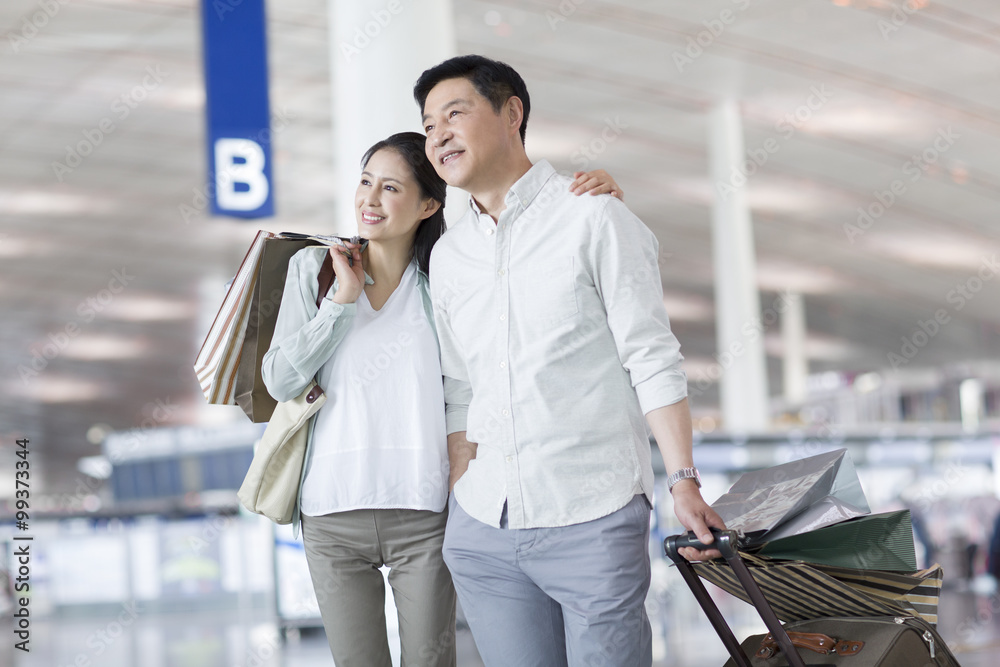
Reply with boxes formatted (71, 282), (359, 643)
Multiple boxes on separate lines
(664, 528), (739, 562)
(757, 631), (864, 658)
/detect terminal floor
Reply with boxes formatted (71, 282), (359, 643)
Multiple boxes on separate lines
(6, 581), (999, 666)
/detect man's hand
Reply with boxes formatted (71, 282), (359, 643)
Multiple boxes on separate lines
(569, 169), (624, 201)
(447, 431), (478, 492)
(670, 479), (727, 562)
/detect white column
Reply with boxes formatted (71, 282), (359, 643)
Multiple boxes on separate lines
(781, 292), (808, 405)
(708, 101), (770, 432)
(329, 0), (456, 234)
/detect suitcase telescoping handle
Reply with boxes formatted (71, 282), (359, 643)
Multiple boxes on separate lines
(664, 529), (808, 667)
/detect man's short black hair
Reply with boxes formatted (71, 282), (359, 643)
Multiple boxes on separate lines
(414, 55), (530, 145)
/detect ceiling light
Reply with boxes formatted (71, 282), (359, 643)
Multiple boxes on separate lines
(99, 295), (196, 322)
(863, 233), (986, 270)
(62, 335), (149, 361)
(756, 260), (846, 294)
(662, 293), (713, 322)
(11, 376), (104, 403)
(0, 190), (116, 216)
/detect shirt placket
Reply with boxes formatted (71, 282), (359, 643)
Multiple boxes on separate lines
(493, 199), (521, 527)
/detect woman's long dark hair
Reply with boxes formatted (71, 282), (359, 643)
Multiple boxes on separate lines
(360, 132), (446, 276)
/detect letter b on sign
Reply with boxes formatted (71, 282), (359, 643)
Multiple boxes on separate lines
(214, 138), (270, 212)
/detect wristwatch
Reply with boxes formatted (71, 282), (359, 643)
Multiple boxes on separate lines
(666, 466), (701, 492)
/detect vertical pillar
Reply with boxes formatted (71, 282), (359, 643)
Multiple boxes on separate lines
(329, 0), (456, 234)
(708, 101), (770, 432)
(781, 292), (808, 405)
(959, 378), (983, 432)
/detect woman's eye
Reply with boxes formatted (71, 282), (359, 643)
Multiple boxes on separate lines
(385, 185), (396, 192)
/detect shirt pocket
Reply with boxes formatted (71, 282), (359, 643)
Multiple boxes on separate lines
(512, 256), (579, 325)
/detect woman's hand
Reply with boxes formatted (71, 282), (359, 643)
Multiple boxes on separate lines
(569, 169), (624, 201)
(329, 242), (365, 304)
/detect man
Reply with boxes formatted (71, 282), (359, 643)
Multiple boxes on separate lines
(415, 55), (725, 666)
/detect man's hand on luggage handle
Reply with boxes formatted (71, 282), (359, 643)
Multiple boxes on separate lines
(671, 480), (728, 561)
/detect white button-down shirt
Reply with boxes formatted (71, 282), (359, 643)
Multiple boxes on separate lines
(429, 160), (687, 529)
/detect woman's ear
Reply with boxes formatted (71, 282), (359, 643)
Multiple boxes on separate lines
(420, 197), (442, 221)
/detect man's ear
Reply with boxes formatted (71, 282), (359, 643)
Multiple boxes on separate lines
(505, 96), (524, 137)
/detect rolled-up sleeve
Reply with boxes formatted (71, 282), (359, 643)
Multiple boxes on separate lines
(429, 258), (473, 434)
(591, 198), (688, 414)
(261, 247), (357, 402)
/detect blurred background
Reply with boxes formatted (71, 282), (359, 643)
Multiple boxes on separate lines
(1, 0), (999, 665)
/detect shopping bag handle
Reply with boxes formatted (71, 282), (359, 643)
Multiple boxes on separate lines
(664, 528), (739, 562)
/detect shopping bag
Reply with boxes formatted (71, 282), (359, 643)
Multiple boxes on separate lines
(756, 510), (918, 571)
(693, 552), (943, 626)
(194, 229), (275, 406)
(234, 233), (366, 422)
(235, 236), (319, 422)
(710, 448), (871, 546)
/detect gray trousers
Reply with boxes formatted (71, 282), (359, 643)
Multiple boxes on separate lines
(301, 507), (456, 667)
(443, 494), (653, 667)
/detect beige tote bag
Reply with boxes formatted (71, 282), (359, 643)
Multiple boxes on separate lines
(238, 380), (326, 524)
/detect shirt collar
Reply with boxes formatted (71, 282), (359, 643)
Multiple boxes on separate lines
(466, 159), (557, 218)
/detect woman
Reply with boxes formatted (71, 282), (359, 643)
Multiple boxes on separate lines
(261, 132), (623, 666)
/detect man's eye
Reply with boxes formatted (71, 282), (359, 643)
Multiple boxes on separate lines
(425, 125), (434, 133)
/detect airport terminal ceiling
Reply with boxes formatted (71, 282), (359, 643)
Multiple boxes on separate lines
(1, 0), (998, 495)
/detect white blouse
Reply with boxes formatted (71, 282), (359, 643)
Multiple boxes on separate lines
(299, 262), (448, 515)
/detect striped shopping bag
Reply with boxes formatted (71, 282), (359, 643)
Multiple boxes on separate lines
(194, 229), (276, 406)
(693, 552), (943, 626)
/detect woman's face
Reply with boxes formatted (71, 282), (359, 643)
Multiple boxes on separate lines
(355, 148), (437, 243)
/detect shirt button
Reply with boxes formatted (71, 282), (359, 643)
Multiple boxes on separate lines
(485, 228), (494, 235)
(499, 361), (506, 369)
(499, 314), (506, 321)
(506, 456), (512, 463)
(502, 409), (509, 416)
(498, 269), (505, 276)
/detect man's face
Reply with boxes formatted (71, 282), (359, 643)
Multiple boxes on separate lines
(422, 77), (511, 191)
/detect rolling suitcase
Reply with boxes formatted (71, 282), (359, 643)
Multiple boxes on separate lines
(663, 530), (961, 666)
